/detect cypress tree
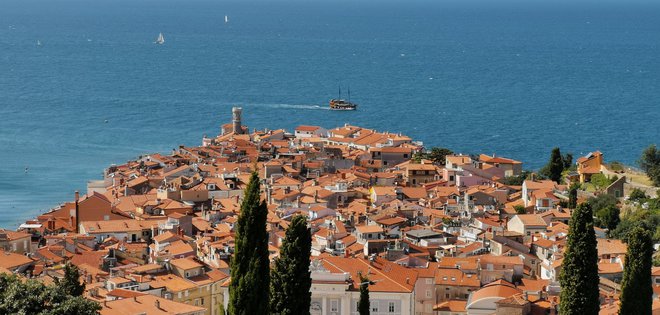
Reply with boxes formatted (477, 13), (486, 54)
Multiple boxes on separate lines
(568, 183), (578, 209)
(542, 147), (565, 183)
(270, 215), (312, 315)
(56, 263), (85, 296)
(358, 272), (370, 315)
(619, 227), (653, 315)
(559, 202), (600, 315)
(229, 171), (270, 315)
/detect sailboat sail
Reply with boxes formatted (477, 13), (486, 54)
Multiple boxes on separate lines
(155, 33), (165, 44)
(225, 15), (229, 23)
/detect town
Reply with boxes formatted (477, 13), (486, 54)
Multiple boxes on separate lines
(1, 107), (658, 315)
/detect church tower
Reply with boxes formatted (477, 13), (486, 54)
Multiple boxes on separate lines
(232, 107), (243, 134)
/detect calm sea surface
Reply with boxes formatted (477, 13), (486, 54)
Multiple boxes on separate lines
(1, 0), (659, 228)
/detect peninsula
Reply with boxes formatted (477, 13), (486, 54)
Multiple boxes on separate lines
(1, 107), (659, 315)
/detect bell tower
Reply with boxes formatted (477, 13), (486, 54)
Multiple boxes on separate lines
(232, 107), (243, 134)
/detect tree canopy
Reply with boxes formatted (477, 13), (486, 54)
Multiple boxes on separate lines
(0, 273), (100, 315)
(568, 183), (579, 209)
(357, 272), (370, 315)
(588, 194), (620, 232)
(229, 171), (271, 315)
(639, 144), (660, 186)
(619, 227), (653, 315)
(55, 263), (85, 297)
(559, 202), (600, 315)
(412, 147), (453, 164)
(540, 147), (570, 183)
(270, 215), (312, 315)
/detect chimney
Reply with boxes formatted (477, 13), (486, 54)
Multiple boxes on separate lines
(155, 299), (161, 309)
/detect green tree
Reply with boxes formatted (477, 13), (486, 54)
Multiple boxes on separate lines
(563, 153), (574, 170)
(500, 170), (531, 186)
(55, 263), (85, 297)
(594, 204), (620, 231)
(619, 227), (653, 315)
(587, 194), (618, 213)
(628, 188), (648, 202)
(639, 144), (660, 186)
(229, 171), (271, 315)
(609, 161), (624, 172)
(559, 203), (600, 315)
(270, 215), (312, 315)
(568, 183), (579, 209)
(412, 147), (454, 164)
(514, 205), (526, 214)
(428, 147), (453, 165)
(590, 173), (613, 190)
(541, 147), (565, 183)
(0, 273), (100, 315)
(357, 272), (370, 315)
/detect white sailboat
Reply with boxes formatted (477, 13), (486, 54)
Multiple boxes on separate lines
(154, 32), (165, 45)
(36, 40), (41, 46)
(224, 15), (229, 23)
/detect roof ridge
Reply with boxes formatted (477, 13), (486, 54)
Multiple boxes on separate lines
(358, 258), (412, 292)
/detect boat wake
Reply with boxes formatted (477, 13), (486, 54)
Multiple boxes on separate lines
(243, 103), (329, 110)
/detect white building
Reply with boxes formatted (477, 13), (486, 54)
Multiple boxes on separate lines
(309, 256), (417, 315)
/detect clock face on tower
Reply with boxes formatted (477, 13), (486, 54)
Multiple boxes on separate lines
(310, 301), (322, 311)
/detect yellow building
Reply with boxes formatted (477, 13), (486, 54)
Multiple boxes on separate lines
(577, 151), (604, 183)
(152, 258), (228, 315)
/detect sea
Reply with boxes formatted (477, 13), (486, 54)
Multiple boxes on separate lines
(1, 0), (659, 228)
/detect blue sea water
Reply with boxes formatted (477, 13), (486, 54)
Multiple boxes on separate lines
(1, 0), (659, 228)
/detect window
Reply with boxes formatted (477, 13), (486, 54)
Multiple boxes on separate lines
(426, 290), (432, 298)
(425, 278), (433, 285)
(371, 301), (379, 312)
(330, 299), (338, 312)
(200, 298), (204, 305)
(445, 293), (450, 298)
(389, 302), (395, 312)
